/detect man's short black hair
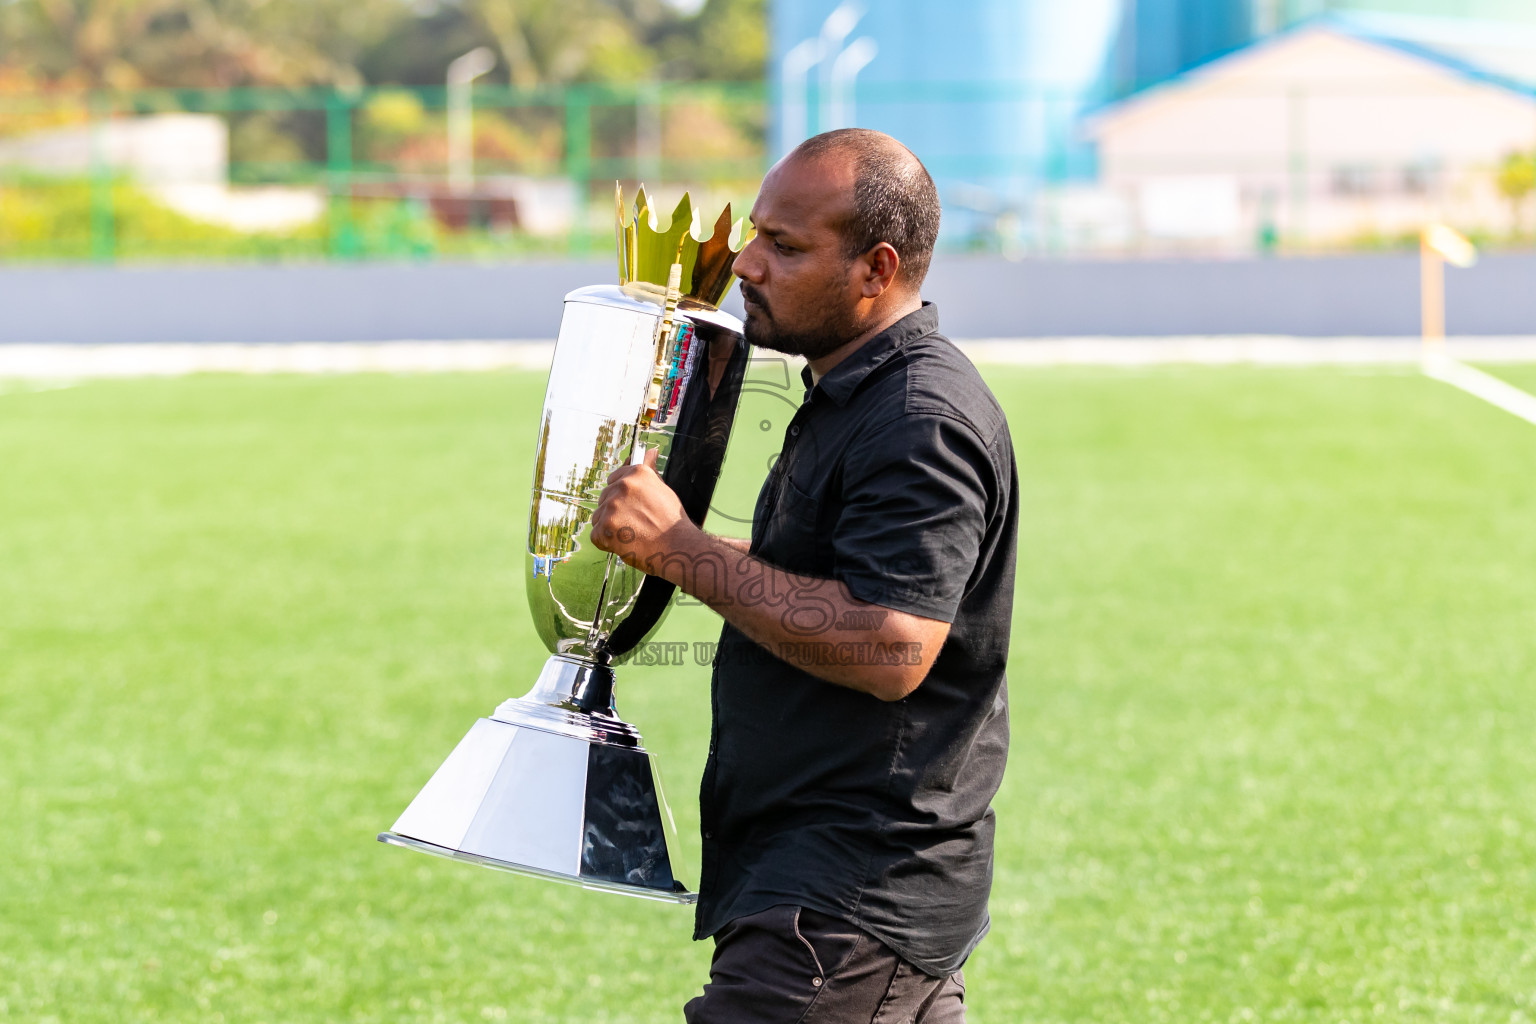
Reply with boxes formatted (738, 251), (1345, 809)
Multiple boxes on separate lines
(791, 128), (941, 289)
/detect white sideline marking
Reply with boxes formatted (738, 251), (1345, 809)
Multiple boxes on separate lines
(0, 341), (558, 379)
(1422, 352), (1536, 427)
(956, 336), (1536, 366)
(2, 337), (1536, 380)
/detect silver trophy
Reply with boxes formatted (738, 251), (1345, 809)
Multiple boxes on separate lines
(379, 187), (752, 902)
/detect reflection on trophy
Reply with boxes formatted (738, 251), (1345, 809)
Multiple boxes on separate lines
(378, 186), (752, 902)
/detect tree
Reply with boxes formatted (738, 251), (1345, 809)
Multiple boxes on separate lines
(1496, 151), (1536, 237)
(0, 0), (765, 90)
(0, 0), (412, 89)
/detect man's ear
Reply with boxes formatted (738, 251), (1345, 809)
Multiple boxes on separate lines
(859, 242), (901, 299)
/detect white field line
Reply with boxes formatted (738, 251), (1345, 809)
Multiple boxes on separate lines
(2, 337), (1536, 380)
(1422, 352), (1536, 427)
(956, 336), (1536, 366)
(0, 341), (558, 380)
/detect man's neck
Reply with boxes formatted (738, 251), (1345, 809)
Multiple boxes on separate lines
(807, 295), (922, 380)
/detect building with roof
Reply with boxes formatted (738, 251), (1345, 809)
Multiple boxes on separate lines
(768, 1), (1536, 252)
(1079, 16), (1536, 251)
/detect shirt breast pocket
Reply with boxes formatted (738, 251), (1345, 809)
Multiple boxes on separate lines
(758, 472), (829, 570)
(778, 472), (821, 523)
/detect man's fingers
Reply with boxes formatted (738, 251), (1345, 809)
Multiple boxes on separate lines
(607, 446), (661, 484)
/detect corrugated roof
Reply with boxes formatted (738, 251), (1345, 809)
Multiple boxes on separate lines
(1331, 10), (1536, 91)
(1091, 11), (1536, 124)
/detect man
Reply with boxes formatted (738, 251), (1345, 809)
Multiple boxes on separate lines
(591, 129), (1017, 1023)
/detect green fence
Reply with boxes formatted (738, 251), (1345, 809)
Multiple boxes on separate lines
(0, 82), (770, 264)
(2, 79), (1533, 264)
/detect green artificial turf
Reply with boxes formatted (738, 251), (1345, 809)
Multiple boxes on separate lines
(1476, 363), (1536, 398)
(2, 365), (1535, 1023)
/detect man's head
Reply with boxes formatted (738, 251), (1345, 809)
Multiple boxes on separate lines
(733, 129), (940, 361)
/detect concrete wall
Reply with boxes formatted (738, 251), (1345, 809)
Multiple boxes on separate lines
(928, 252), (1536, 337)
(1, 253), (1531, 343)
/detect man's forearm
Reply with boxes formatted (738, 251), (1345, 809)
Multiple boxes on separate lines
(587, 457), (948, 698)
(641, 526), (946, 700)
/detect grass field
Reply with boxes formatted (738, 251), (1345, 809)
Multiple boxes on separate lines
(3, 364), (1535, 1023)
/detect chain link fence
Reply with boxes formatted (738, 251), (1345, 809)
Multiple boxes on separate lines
(1, 77), (1532, 263)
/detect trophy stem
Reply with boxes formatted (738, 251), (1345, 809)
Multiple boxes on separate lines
(571, 658), (616, 716)
(490, 654), (638, 747)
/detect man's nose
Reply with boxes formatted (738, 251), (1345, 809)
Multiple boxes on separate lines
(733, 234), (765, 282)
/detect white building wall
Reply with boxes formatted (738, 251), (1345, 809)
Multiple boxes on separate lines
(1088, 27), (1536, 250)
(0, 113), (327, 232)
(0, 113), (227, 184)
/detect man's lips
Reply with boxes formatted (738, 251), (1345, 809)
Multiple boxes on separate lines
(739, 285), (769, 317)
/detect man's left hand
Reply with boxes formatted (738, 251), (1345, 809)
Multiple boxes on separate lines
(591, 446), (695, 571)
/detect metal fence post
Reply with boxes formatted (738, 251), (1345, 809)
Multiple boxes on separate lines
(565, 85), (591, 254)
(1287, 86), (1307, 249)
(327, 92), (357, 259)
(637, 81), (662, 185)
(89, 92), (115, 264)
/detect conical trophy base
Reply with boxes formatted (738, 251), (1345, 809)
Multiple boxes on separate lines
(379, 656), (695, 904)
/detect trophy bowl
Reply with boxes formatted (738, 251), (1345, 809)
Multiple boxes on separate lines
(379, 188), (752, 902)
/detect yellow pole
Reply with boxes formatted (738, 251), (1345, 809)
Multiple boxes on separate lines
(1420, 230), (1445, 357)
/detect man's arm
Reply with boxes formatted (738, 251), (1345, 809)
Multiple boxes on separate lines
(592, 451), (948, 702)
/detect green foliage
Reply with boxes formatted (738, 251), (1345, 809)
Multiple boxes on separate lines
(0, 0), (767, 89)
(363, 90), (429, 139)
(659, 0), (767, 81)
(1496, 151), (1536, 232)
(0, 174), (453, 261)
(2, 365), (1536, 1021)
(0, 0), (771, 265)
(0, 174), (310, 260)
(0, 0), (380, 88)
(228, 112), (314, 179)
(1496, 152), (1536, 202)
(1341, 223), (1511, 252)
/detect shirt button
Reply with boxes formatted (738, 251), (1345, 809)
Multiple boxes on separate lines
(704, 831), (714, 840)
(811, 977), (823, 988)
(789, 425), (800, 437)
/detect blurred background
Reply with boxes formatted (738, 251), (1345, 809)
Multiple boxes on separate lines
(5, 0), (1536, 341)
(2, 0), (1535, 264)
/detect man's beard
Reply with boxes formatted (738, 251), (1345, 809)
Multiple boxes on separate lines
(740, 282), (864, 361)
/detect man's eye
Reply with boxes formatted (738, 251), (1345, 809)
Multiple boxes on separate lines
(773, 241), (794, 254)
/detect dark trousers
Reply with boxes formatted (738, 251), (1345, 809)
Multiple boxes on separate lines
(683, 905), (965, 1024)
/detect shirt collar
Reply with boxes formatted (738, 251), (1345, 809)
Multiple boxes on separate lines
(798, 302), (940, 407)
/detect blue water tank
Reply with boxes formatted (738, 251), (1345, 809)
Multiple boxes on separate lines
(1109, 0), (1254, 93)
(771, 0), (1124, 246)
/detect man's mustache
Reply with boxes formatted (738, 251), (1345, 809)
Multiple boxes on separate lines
(739, 284), (770, 318)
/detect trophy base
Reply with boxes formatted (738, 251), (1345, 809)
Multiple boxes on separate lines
(377, 832), (696, 904)
(379, 656), (696, 903)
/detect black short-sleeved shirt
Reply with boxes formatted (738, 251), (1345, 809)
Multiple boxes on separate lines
(695, 303), (1018, 977)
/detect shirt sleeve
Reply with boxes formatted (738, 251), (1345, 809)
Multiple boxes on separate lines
(829, 411), (993, 623)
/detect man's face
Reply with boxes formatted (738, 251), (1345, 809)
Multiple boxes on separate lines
(732, 155), (868, 360)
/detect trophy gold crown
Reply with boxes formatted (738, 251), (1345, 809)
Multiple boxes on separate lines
(616, 184), (753, 311)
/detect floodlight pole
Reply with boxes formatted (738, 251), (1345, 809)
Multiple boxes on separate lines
(780, 40), (821, 155)
(448, 47), (498, 196)
(827, 37), (877, 131)
(816, 2), (863, 134)
(780, 1), (865, 154)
